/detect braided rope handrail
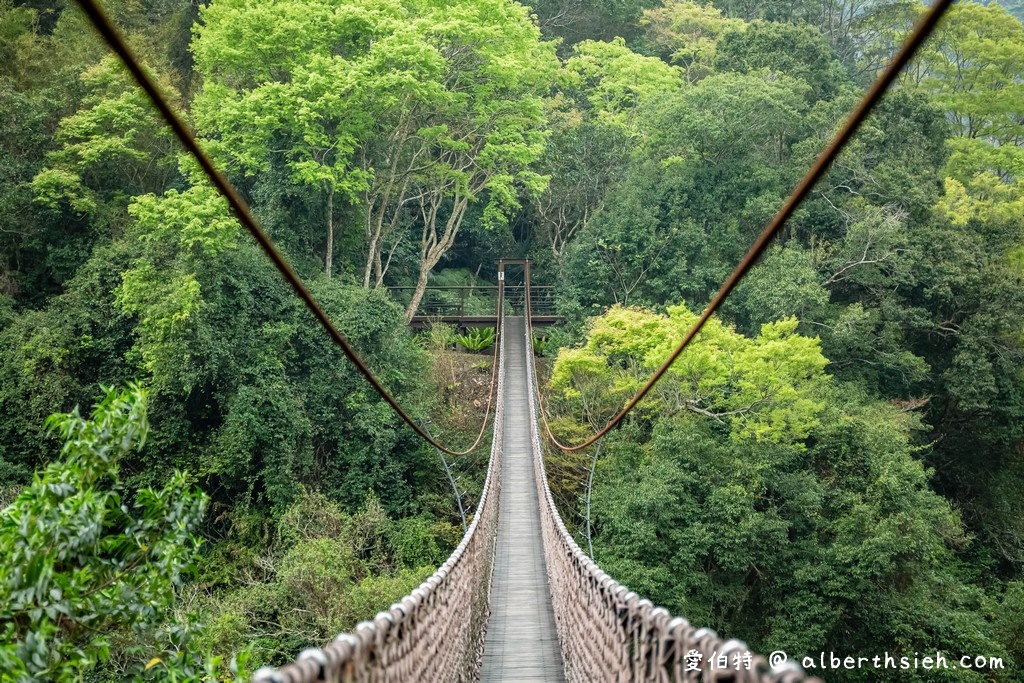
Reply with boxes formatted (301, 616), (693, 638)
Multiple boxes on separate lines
(521, 319), (823, 683)
(252, 290), (506, 683)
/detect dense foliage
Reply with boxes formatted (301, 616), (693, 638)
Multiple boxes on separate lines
(0, 385), (211, 681)
(1, 0), (1023, 679)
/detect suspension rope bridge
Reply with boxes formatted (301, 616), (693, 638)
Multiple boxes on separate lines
(253, 297), (825, 683)
(71, 0), (954, 679)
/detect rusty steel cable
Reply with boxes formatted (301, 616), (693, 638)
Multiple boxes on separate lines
(72, 0), (501, 456)
(527, 0), (954, 452)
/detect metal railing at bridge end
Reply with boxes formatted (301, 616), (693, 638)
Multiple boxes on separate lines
(388, 285), (560, 325)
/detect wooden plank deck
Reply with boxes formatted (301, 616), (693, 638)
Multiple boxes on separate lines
(479, 317), (566, 683)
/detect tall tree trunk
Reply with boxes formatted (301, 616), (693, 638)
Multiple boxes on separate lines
(373, 249), (384, 288)
(405, 264), (431, 323)
(363, 217), (378, 288)
(325, 186), (334, 279)
(405, 197), (469, 322)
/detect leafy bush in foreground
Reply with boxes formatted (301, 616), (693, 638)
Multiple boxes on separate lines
(0, 385), (208, 681)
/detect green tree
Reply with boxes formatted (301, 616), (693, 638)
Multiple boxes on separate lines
(562, 70), (810, 309)
(530, 119), (631, 262)
(909, 1), (1024, 144)
(0, 1), (93, 302)
(199, 490), (450, 668)
(0, 240), (139, 491)
(114, 180), (237, 394)
(192, 0), (559, 320)
(0, 384), (208, 680)
(550, 304), (829, 444)
(31, 56), (182, 229)
(708, 0), (821, 23)
(527, 0), (659, 48)
(190, 0), (383, 280)
(985, 0), (1024, 22)
(0, 0), (198, 304)
(640, 0), (742, 82)
(565, 37), (683, 133)
(525, 37), (678, 274)
(714, 20), (848, 100)
(587, 395), (1010, 681)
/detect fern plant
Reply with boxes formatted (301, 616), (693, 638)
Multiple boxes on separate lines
(455, 327), (495, 352)
(533, 335), (549, 356)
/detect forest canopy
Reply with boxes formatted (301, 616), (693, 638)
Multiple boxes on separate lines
(1, 0), (1023, 680)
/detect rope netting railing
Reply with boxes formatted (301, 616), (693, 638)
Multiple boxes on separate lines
(521, 318), (823, 683)
(251, 293), (506, 683)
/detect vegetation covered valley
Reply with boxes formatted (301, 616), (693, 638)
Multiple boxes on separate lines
(1, 0), (1023, 680)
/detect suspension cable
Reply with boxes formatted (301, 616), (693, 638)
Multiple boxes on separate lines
(73, 0), (502, 456)
(528, 0), (954, 452)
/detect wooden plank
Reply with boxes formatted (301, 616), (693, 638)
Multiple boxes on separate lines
(479, 318), (566, 683)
